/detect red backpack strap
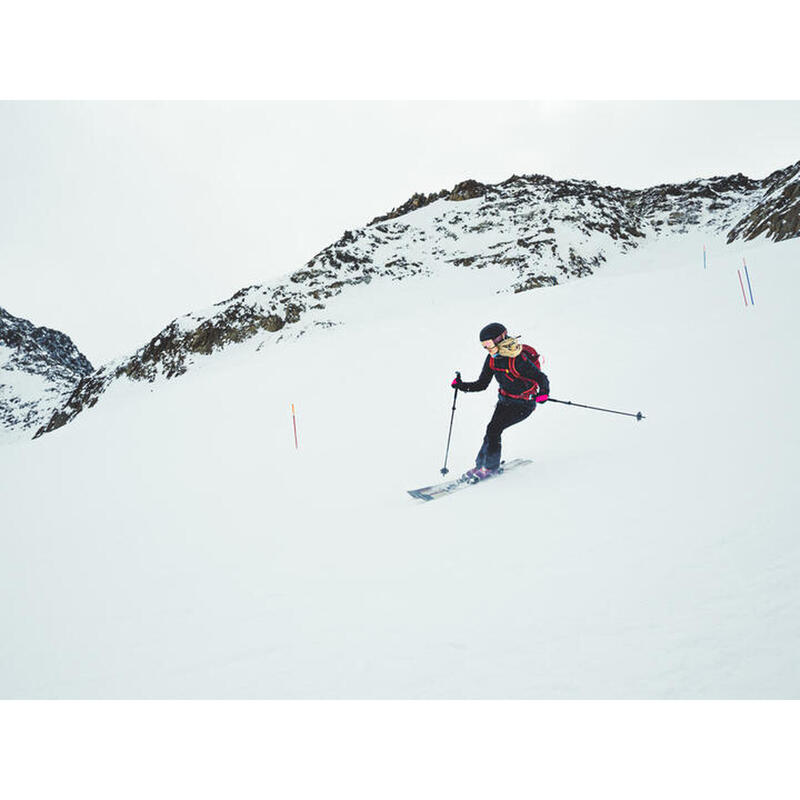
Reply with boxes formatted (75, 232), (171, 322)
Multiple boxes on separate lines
(502, 344), (541, 400)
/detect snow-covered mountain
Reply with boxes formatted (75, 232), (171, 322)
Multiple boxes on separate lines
(18, 159), (800, 440)
(2, 227), (799, 698)
(0, 307), (93, 442)
(726, 160), (800, 243)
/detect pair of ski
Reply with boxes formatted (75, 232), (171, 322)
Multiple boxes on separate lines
(407, 458), (532, 502)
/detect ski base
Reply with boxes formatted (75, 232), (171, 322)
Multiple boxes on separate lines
(407, 458), (533, 502)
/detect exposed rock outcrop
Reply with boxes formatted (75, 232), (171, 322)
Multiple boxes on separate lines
(727, 161), (800, 243)
(1, 307), (94, 436)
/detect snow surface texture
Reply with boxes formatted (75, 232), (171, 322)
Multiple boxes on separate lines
(1, 232), (798, 698)
(29, 162), (799, 441)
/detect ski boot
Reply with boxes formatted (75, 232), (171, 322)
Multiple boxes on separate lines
(462, 466), (497, 484)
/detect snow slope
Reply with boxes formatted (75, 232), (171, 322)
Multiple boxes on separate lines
(1, 232), (798, 698)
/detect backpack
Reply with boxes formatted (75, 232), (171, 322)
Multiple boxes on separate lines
(491, 344), (542, 400)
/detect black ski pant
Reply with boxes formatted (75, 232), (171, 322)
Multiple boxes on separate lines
(475, 397), (535, 470)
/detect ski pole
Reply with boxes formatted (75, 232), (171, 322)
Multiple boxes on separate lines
(441, 371), (461, 474)
(547, 397), (646, 421)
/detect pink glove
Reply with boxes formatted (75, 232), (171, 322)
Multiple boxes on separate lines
(535, 394), (549, 403)
(451, 377), (462, 388)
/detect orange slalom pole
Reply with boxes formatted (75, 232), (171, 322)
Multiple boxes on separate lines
(291, 403), (299, 449)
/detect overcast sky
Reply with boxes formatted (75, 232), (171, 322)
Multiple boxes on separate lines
(2, 101), (799, 364)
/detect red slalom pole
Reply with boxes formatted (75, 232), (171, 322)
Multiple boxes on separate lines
(743, 258), (755, 305)
(291, 403), (299, 449)
(738, 269), (748, 307)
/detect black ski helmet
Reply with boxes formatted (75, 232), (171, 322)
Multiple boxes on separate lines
(479, 322), (507, 344)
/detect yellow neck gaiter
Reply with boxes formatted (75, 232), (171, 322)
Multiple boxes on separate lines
(496, 336), (522, 358)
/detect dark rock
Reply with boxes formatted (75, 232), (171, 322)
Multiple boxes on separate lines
(728, 161), (800, 243)
(1, 306), (95, 435)
(369, 189), (449, 225)
(448, 179), (488, 201)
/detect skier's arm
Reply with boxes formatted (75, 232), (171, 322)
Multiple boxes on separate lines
(516, 358), (550, 395)
(457, 356), (493, 392)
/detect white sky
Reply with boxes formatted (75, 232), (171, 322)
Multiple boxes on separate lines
(2, 100), (799, 365)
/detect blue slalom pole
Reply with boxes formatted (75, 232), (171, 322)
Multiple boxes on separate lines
(743, 260), (755, 305)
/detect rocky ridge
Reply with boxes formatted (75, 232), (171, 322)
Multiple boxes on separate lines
(0, 307), (94, 438)
(27, 159), (800, 439)
(727, 162), (800, 243)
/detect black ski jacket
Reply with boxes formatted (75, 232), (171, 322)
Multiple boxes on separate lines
(459, 351), (550, 401)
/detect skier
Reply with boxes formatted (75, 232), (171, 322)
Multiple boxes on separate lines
(451, 322), (549, 481)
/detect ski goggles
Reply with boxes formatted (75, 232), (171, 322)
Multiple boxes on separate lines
(481, 330), (508, 349)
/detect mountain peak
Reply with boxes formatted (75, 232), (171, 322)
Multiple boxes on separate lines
(727, 159), (800, 243)
(0, 307), (94, 438)
(24, 158), (800, 440)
